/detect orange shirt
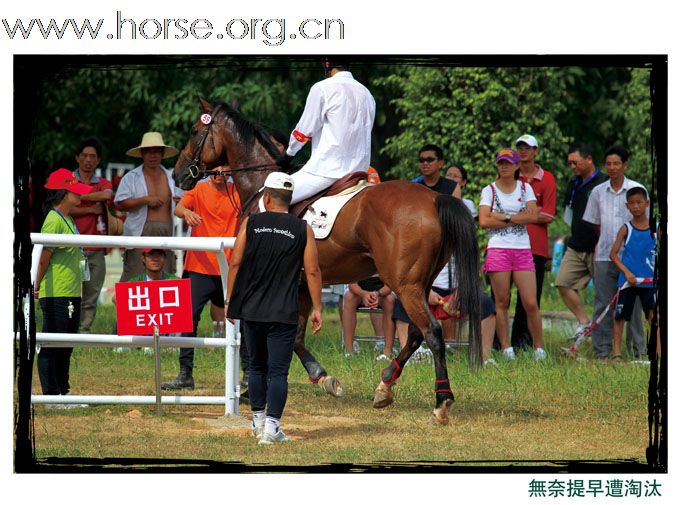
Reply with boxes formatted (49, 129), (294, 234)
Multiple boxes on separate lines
(180, 180), (241, 275)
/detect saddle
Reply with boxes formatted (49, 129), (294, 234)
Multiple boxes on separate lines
(290, 171), (369, 218)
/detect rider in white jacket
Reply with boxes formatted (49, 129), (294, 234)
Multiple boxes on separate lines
(285, 58), (376, 205)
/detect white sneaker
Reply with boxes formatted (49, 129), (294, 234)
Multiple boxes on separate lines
(374, 341), (385, 352)
(534, 347), (548, 361)
(483, 357), (498, 367)
(410, 346), (433, 363)
(113, 347), (130, 353)
(252, 422), (264, 438)
(142, 347), (154, 356)
(259, 429), (290, 445)
(375, 353), (391, 361)
(570, 322), (591, 342)
(352, 340), (361, 353)
(502, 347), (516, 360)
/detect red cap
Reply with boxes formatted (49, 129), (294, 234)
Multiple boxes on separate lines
(44, 168), (93, 195)
(142, 248), (166, 254)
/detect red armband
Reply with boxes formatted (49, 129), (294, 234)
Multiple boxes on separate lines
(292, 130), (312, 143)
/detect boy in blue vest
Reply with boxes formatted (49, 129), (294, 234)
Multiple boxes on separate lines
(609, 187), (656, 359)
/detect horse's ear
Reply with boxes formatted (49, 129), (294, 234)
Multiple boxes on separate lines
(199, 97), (212, 113)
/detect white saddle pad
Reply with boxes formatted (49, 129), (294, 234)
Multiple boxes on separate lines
(303, 182), (369, 239)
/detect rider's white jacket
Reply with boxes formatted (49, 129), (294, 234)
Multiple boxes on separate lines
(287, 71), (375, 180)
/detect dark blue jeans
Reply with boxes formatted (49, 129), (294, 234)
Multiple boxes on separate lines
(38, 297), (81, 395)
(242, 320), (297, 420)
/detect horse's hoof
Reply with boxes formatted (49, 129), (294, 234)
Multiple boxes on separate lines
(373, 381), (394, 409)
(320, 375), (344, 397)
(429, 398), (454, 425)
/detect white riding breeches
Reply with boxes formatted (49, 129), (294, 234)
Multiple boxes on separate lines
(257, 171), (341, 212)
(289, 171), (340, 204)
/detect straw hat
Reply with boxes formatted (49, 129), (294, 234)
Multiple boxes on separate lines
(126, 132), (179, 159)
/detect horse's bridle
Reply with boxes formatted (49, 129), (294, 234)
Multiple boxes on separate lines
(180, 105), (222, 180)
(181, 105), (283, 179)
(180, 105), (288, 218)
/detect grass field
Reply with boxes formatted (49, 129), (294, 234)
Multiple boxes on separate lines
(25, 297), (655, 469)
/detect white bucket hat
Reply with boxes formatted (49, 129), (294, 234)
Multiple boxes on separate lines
(126, 132), (179, 159)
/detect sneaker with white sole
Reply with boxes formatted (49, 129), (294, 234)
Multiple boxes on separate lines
(410, 346), (433, 363)
(375, 353), (391, 361)
(259, 429), (290, 445)
(570, 322), (592, 342)
(502, 347), (516, 360)
(252, 422), (264, 438)
(483, 357), (498, 367)
(534, 347), (548, 361)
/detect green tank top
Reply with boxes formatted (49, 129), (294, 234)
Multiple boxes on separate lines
(39, 210), (82, 298)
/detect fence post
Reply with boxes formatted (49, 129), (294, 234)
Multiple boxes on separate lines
(216, 247), (240, 415)
(153, 325), (163, 415)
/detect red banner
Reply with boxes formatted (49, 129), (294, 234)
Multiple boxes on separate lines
(115, 279), (193, 335)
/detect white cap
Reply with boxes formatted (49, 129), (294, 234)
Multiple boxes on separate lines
(264, 172), (295, 191)
(515, 134), (539, 148)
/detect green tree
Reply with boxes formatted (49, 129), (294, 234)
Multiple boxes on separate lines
(375, 66), (572, 244)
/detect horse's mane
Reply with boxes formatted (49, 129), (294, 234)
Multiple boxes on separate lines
(211, 100), (288, 163)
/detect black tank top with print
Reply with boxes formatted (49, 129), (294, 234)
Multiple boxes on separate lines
(227, 211), (308, 324)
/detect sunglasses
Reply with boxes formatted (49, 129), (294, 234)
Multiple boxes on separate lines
(419, 156), (438, 163)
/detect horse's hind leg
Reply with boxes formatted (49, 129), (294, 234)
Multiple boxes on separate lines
(372, 284), (429, 408)
(294, 285), (343, 397)
(422, 322), (455, 425)
(373, 320), (423, 408)
(373, 286), (455, 424)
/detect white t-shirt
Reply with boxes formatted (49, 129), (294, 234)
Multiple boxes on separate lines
(479, 181), (536, 249)
(433, 260), (454, 290)
(463, 198), (477, 217)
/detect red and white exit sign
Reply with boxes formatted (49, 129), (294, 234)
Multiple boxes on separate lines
(115, 279), (193, 335)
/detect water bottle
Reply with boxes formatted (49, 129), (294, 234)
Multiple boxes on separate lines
(96, 214), (106, 234)
(551, 237), (565, 274)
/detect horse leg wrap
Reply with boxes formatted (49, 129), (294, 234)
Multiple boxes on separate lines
(299, 349), (326, 382)
(381, 359), (403, 385)
(434, 379), (452, 395)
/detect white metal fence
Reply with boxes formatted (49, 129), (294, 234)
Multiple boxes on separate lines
(26, 233), (241, 415)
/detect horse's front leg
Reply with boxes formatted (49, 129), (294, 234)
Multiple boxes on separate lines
(294, 285), (343, 397)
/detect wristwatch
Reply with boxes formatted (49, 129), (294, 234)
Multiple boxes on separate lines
(504, 213), (511, 224)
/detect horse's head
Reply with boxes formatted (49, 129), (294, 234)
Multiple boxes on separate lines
(174, 97), (227, 190)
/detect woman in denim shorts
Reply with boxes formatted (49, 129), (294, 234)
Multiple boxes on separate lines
(478, 148), (547, 361)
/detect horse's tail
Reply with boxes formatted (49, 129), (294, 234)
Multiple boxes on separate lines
(435, 194), (483, 368)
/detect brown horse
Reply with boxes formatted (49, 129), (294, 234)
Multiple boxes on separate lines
(174, 98), (482, 424)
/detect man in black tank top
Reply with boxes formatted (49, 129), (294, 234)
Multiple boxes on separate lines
(227, 172), (323, 445)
